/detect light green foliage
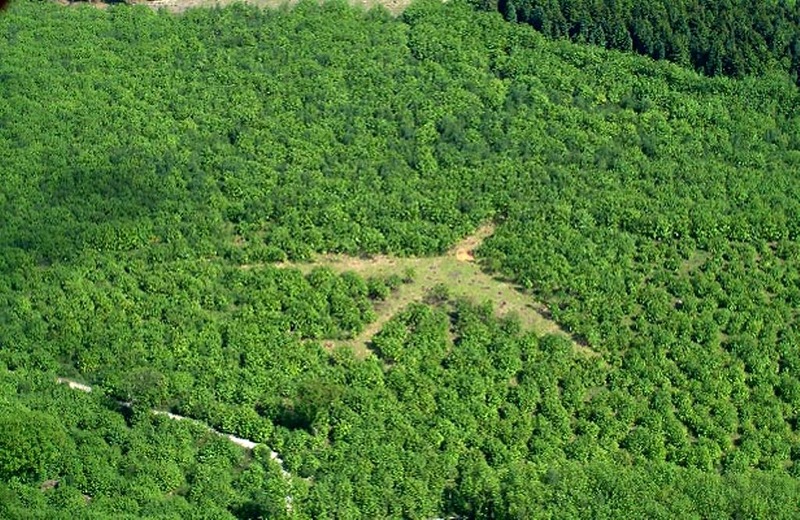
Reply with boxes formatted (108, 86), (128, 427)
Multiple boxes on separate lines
(0, 368), (286, 519)
(1, 0), (800, 517)
(0, 403), (67, 483)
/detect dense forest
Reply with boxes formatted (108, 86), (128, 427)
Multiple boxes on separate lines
(476, 0), (800, 82)
(2, 0), (800, 517)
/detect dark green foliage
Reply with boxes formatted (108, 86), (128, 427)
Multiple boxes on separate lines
(366, 276), (391, 300)
(0, 368), (289, 519)
(424, 282), (451, 304)
(480, 0), (800, 83)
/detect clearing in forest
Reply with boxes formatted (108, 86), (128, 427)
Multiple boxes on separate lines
(271, 224), (592, 359)
(118, 0), (415, 15)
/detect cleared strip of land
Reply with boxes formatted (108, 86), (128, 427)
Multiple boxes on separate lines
(56, 376), (295, 510)
(56, 378), (279, 458)
(271, 224), (595, 358)
(65, 0), (417, 15)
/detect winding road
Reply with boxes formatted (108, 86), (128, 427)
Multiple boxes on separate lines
(56, 377), (293, 508)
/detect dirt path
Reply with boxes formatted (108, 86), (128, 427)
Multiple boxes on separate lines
(56, 377), (288, 467)
(272, 223), (595, 358)
(451, 223), (495, 262)
(57, 376), (295, 510)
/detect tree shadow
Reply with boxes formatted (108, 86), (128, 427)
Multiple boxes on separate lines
(10, 149), (208, 266)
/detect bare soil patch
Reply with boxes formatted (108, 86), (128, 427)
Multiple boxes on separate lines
(450, 223), (494, 262)
(267, 224), (595, 359)
(67, 0), (416, 16)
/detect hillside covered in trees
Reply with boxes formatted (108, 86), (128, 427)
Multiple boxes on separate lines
(2, 0), (800, 517)
(480, 0), (800, 83)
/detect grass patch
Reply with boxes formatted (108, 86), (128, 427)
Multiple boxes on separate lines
(259, 224), (592, 358)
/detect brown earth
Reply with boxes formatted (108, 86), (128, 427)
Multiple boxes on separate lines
(63, 0), (416, 15)
(269, 223), (597, 359)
